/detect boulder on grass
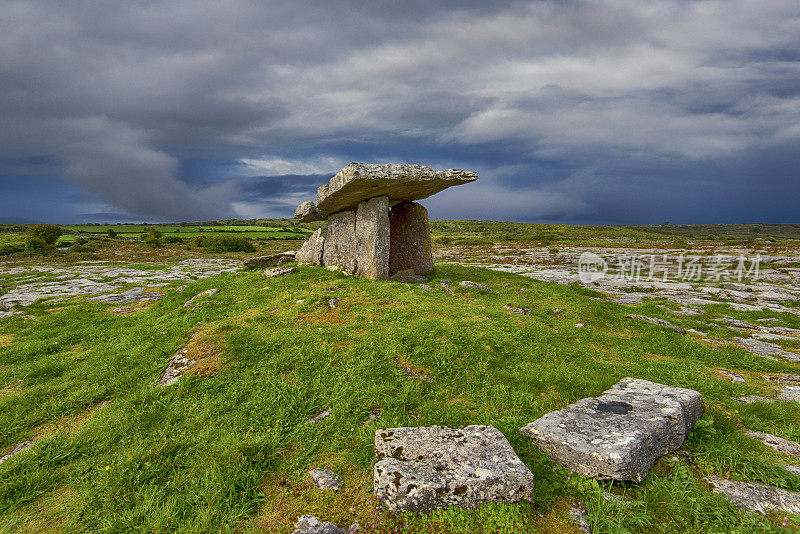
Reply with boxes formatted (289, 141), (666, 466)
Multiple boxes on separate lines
(520, 378), (703, 482)
(373, 425), (534, 512)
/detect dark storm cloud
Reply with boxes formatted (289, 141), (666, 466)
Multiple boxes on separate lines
(1, 0), (799, 222)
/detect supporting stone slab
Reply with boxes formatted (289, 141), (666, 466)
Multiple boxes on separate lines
(520, 377), (703, 482)
(296, 228), (325, 265)
(323, 210), (357, 274)
(316, 163), (477, 216)
(389, 201), (433, 275)
(373, 425), (535, 512)
(355, 196), (390, 280)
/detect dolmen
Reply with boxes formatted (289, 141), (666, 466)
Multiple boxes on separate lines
(520, 378), (703, 482)
(294, 163), (478, 280)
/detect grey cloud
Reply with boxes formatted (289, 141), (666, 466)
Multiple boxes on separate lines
(0, 0), (799, 222)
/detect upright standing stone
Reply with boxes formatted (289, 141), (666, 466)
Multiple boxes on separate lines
(389, 202), (433, 275)
(322, 210), (357, 274)
(355, 196), (390, 280)
(296, 228), (325, 265)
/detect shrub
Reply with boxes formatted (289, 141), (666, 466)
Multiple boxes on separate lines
(24, 236), (50, 254)
(141, 228), (163, 247)
(197, 235), (255, 253)
(163, 236), (185, 244)
(434, 236), (453, 246)
(107, 229), (117, 239)
(0, 243), (25, 256)
(26, 224), (62, 245)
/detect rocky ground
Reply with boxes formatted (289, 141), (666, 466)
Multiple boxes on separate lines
(0, 258), (242, 318)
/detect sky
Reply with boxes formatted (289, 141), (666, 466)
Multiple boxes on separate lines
(1, 0), (799, 225)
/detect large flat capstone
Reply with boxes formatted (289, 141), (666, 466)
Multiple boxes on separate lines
(373, 425), (535, 512)
(520, 378), (703, 482)
(315, 163), (477, 217)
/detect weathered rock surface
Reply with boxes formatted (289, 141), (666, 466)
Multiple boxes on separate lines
(734, 337), (800, 362)
(777, 386), (800, 403)
(520, 378), (703, 482)
(322, 210), (357, 274)
(706, 476), (800, 515)
(243, 252), (296, 269)
(745, 430), (800, 456)
(373, 425), (534, 512)
(315, 163), (477, 217)
(355, 196), (390, 280)
(183, 288), (219, 309)
(718, 369), (745, 383)
(297, 229), (325, 265)
(309, 468), (343, 490)
(263, 267), (296, 278)
(625, 314), (686, 334)
(158, 346), (194, 386)
(295, 201), (323, 222)
(459, 281), (490, 292)
(292, 515), (349, 534)
(505, 304), (532, 315)
(388, 201), (433, 275)
(0, 440), (35, 465)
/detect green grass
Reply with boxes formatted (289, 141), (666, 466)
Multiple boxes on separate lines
(1, 261), (799, 532)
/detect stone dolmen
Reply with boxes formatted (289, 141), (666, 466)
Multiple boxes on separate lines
(294, 163), (478, 280)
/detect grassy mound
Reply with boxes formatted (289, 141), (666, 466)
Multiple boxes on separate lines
(0, 265), (798, 532)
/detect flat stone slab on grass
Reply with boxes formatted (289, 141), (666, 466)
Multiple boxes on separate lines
(706, 476), (800, 515)
(520, 378), (703, 482)
(262, 267), (295, 278)
(315, 163), (477, 216)
(373, 425), (534, 512)
(745, 430), (800, 457)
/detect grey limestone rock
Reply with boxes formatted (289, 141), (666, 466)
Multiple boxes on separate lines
(459, 280), (490, 292)
(182, 288), (219, 309)
(295, 201), (323, 222)
(297, 229), (325, 266)
(625, 314), (686, 334)
(243, 252), (296, 269)
(505, 304), (532, 315)
(158, 346), (194, 386)
(263, 267), (296, 278)
(734, 337), (800, 362)
(520, 378), (703, 482)
(745, 430), (800, 456)
(373, 425), (534, 512)
(292, 515), (346, 534)
(706, 476), (800, 515)
(355, 196), (390, 280)
(388, 201), (433, 275)
(315, 163), (477, 217)
(323, 210), (357, 274)
(309, 468), (343, 490)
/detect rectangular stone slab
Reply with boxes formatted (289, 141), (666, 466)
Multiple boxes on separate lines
(374, 425), (535, 512)
(316, 163), (477, 216)
(355, 196), (390, 280)
(323, 210), (357, 274)
(519, 377), (703, 482)
(389, 201), (433, 275)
